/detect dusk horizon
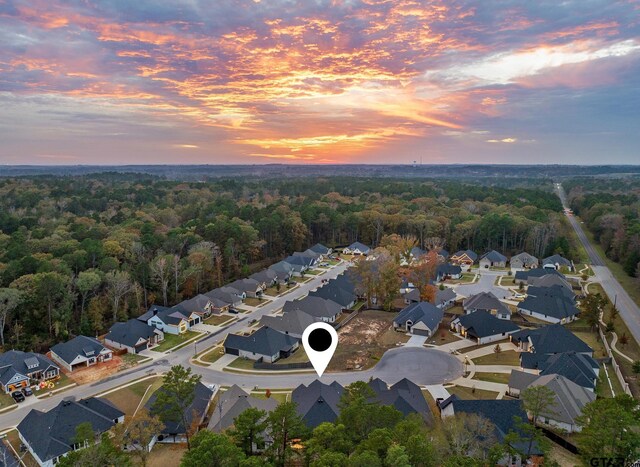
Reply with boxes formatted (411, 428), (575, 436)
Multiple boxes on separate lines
(1, 0), (639, 165)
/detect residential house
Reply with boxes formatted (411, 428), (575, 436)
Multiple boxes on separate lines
(526, 284), (575, 302)
(510, 324), (593, 356)
(205, 288), (243, 308)
(450, 250), (477, 270)
(104, 319), (164, 354)
(268, 261), (295, 283)
(147, 381), (213, 444)
(393, 302), (444, 337)
(343, 242), (371, 256)
(281, 256), (311, 276)
(542, 254), (574, 271)
(217, 285), (247, 301)
(438, 397), (542, 466)
(525, 351), (599, 391)
(528, 273), (573, 290)
(292, 380), (344, 428)
(435, 287), (457, 310)
(308, 281), (357, 310)
(250, 269), (278, 289)
(402, 288), (421, 304)
(451, 311), (519, 344)
(507, 372), (595, 433)
(479, 250), (508, 269)
(436, 264), (462, 281)
(436, 249), (449, 262)
(292, 249), (322, 266)
(208, 385), (277, 432)
(463, 291), (511, 319)
(282, 296), (343, 323)
(176, 294), (218, 318)
(308, 243), (332, 256)
(0, 350), (59, 394)
(50, 336), (113, 373)
(228, 278), (264, 298)
(138, 305), (201, 335)
(369, 378), (434, 425)
(517, 294), (580, 324)
(17, 397), (124, 467)
(224, 326), (299, 363)
(399, 278), (416, 294)
(510, 252), (539, 270)
(260, 310), (316, 338)
(514, 268), (564, 283)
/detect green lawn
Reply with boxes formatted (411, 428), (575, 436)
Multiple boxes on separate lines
(104, 376), (164, 417)
(0, 391), (16, 409)
(121, 353), (148, 366)
(473, 372), (511, 384)
(472, 350), (520, 366)
(250, 392), (289, 403)
(153, 330), (200, 352)
(227, 357), (257, 370)
(447, 385), (499, 400)
(205, 314), (236, 326)
(200, 346), (225, 364)
(274, 347), (309, 365)
(244, 297), (267, 307)
(573, 331), (608, 359)
(305, 269), (322, 275)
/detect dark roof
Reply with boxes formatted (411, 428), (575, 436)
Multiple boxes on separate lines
(292, 380), (345, 428)
(526, 285), (574, 301)
(437, 249), (449, 259)
(394, 302), (443, 332)
(269, 261), (294, 274)
(410, 247), (426, 257)
(147, 382), (213, 435)
(105, 319), (159, 348)
(309, 243), (331, 255)
(205, 288), (239, 305)
(403, 288), (421, 303)
(436, 264), (462, 277)
(284, 255), (314, 267)
(480, 250), (507, 263)
(543, 254), (572, 267)
(514, 268), (564, 281)
(368, 378), (434, 425)
(517, 295), (580, 320)
(435, 288), (456, 306)
(332, 273), (357, 295)
(17, 397), (123, 463)
(139, 306), (190, 326)
(510, 324), (593, 355)
(224, 326), (298, 356)
(511, 252), (538, 266)
(208, 385), (278, 431)
(527, 374), (596, 424)
(346, 242), (370, 253)
(452, 249), (478, 261)
(250, 269), (278, 284)
(463, 292), (510, 316)
(260, 310), (316, 336)
(534, 352), (599, 390)
(283, 296), (343, 320)
(446, 398), (541, 455)
(0, 350), (59, 385)
(309, 282), (356, 308)
(51, 336), (107, 365)
(454, 311), (519, 338)
(228, 278), (261, 293)
(177, 294), (213, 313)
(293, 250), (322, 260)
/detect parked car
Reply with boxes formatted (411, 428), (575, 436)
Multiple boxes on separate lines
(229, 308), (239, 314)
(21, 386), (33, 397)
(11, 391), (25, 403)
(320, 262), (329, 267)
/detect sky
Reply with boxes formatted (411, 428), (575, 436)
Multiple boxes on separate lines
(1, 0), (639, 165)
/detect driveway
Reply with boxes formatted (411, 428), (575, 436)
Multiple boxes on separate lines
(454, 270), (510, 299)
(406, 335), (427, 347)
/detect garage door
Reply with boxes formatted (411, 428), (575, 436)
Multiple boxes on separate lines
(412, 328), (431, 337)
(225, 347), (239, 356)
(134, 342), (147, 353)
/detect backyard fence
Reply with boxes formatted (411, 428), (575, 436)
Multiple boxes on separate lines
(599, 327), (633, 397)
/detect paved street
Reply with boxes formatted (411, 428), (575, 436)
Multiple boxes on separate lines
(556, 184), (640, 343)
(454, 270), (511, 299)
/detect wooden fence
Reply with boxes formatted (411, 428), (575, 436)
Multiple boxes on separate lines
(599, 327), (633, 396)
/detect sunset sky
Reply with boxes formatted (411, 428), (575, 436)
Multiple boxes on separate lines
(1, 0), (639, 165)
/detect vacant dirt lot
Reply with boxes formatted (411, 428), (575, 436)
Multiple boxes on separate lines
(66, 356), (124, 385)
(328, 310), (409, 371)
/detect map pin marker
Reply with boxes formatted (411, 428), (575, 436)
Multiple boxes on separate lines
(302, 322), (338, 378)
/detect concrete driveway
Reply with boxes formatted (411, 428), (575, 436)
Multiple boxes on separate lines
(454, 270), (510, 299)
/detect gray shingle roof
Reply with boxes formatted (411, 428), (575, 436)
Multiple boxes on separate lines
(510, 325), (593, 355)
(527, 373), (595, 425)
(309, 243), (331, 255)
(260, 310), (316, 336)
(224, 326), (298, 357)
(394, 302), (444, 332)
(368, 378), (434, 425)
(283, 296), (343, 320)
(51, 336), (107, 365)
(228, 278), (261, 294)
(250, 269), (278, 284)
(435, 287), (457, 306)
(514, 268), (564, 281)
(480, 250), (507, 263)
(511, 252), (538, 266)
(139, 306), (190, 326)
(176, 294), (213, 313)
(17, 397), (123, 464)
(452, 249), (478, 261)
(292, 380), (344, 428)
(0, 350), (59, 385)
(536, 352), (599, 390)
(105, 319), (159, 348)
(346, 242), (370, 253)
(147, 382), (213, 435)
(208, 385), (278, 431)
(526, 285), (574, 301)
(517, 295), (579, 320)
(542, 254), (572, 268)
(436, 264), (462, 278)
(454, 311), (519, 339)
(507, 370), (539, 392)
(463, 291), (510, 316)
(308, 282), (356, 308)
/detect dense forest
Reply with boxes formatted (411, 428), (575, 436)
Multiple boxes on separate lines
(0, 175), (577, 352)
(565, 176), (640, 277)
